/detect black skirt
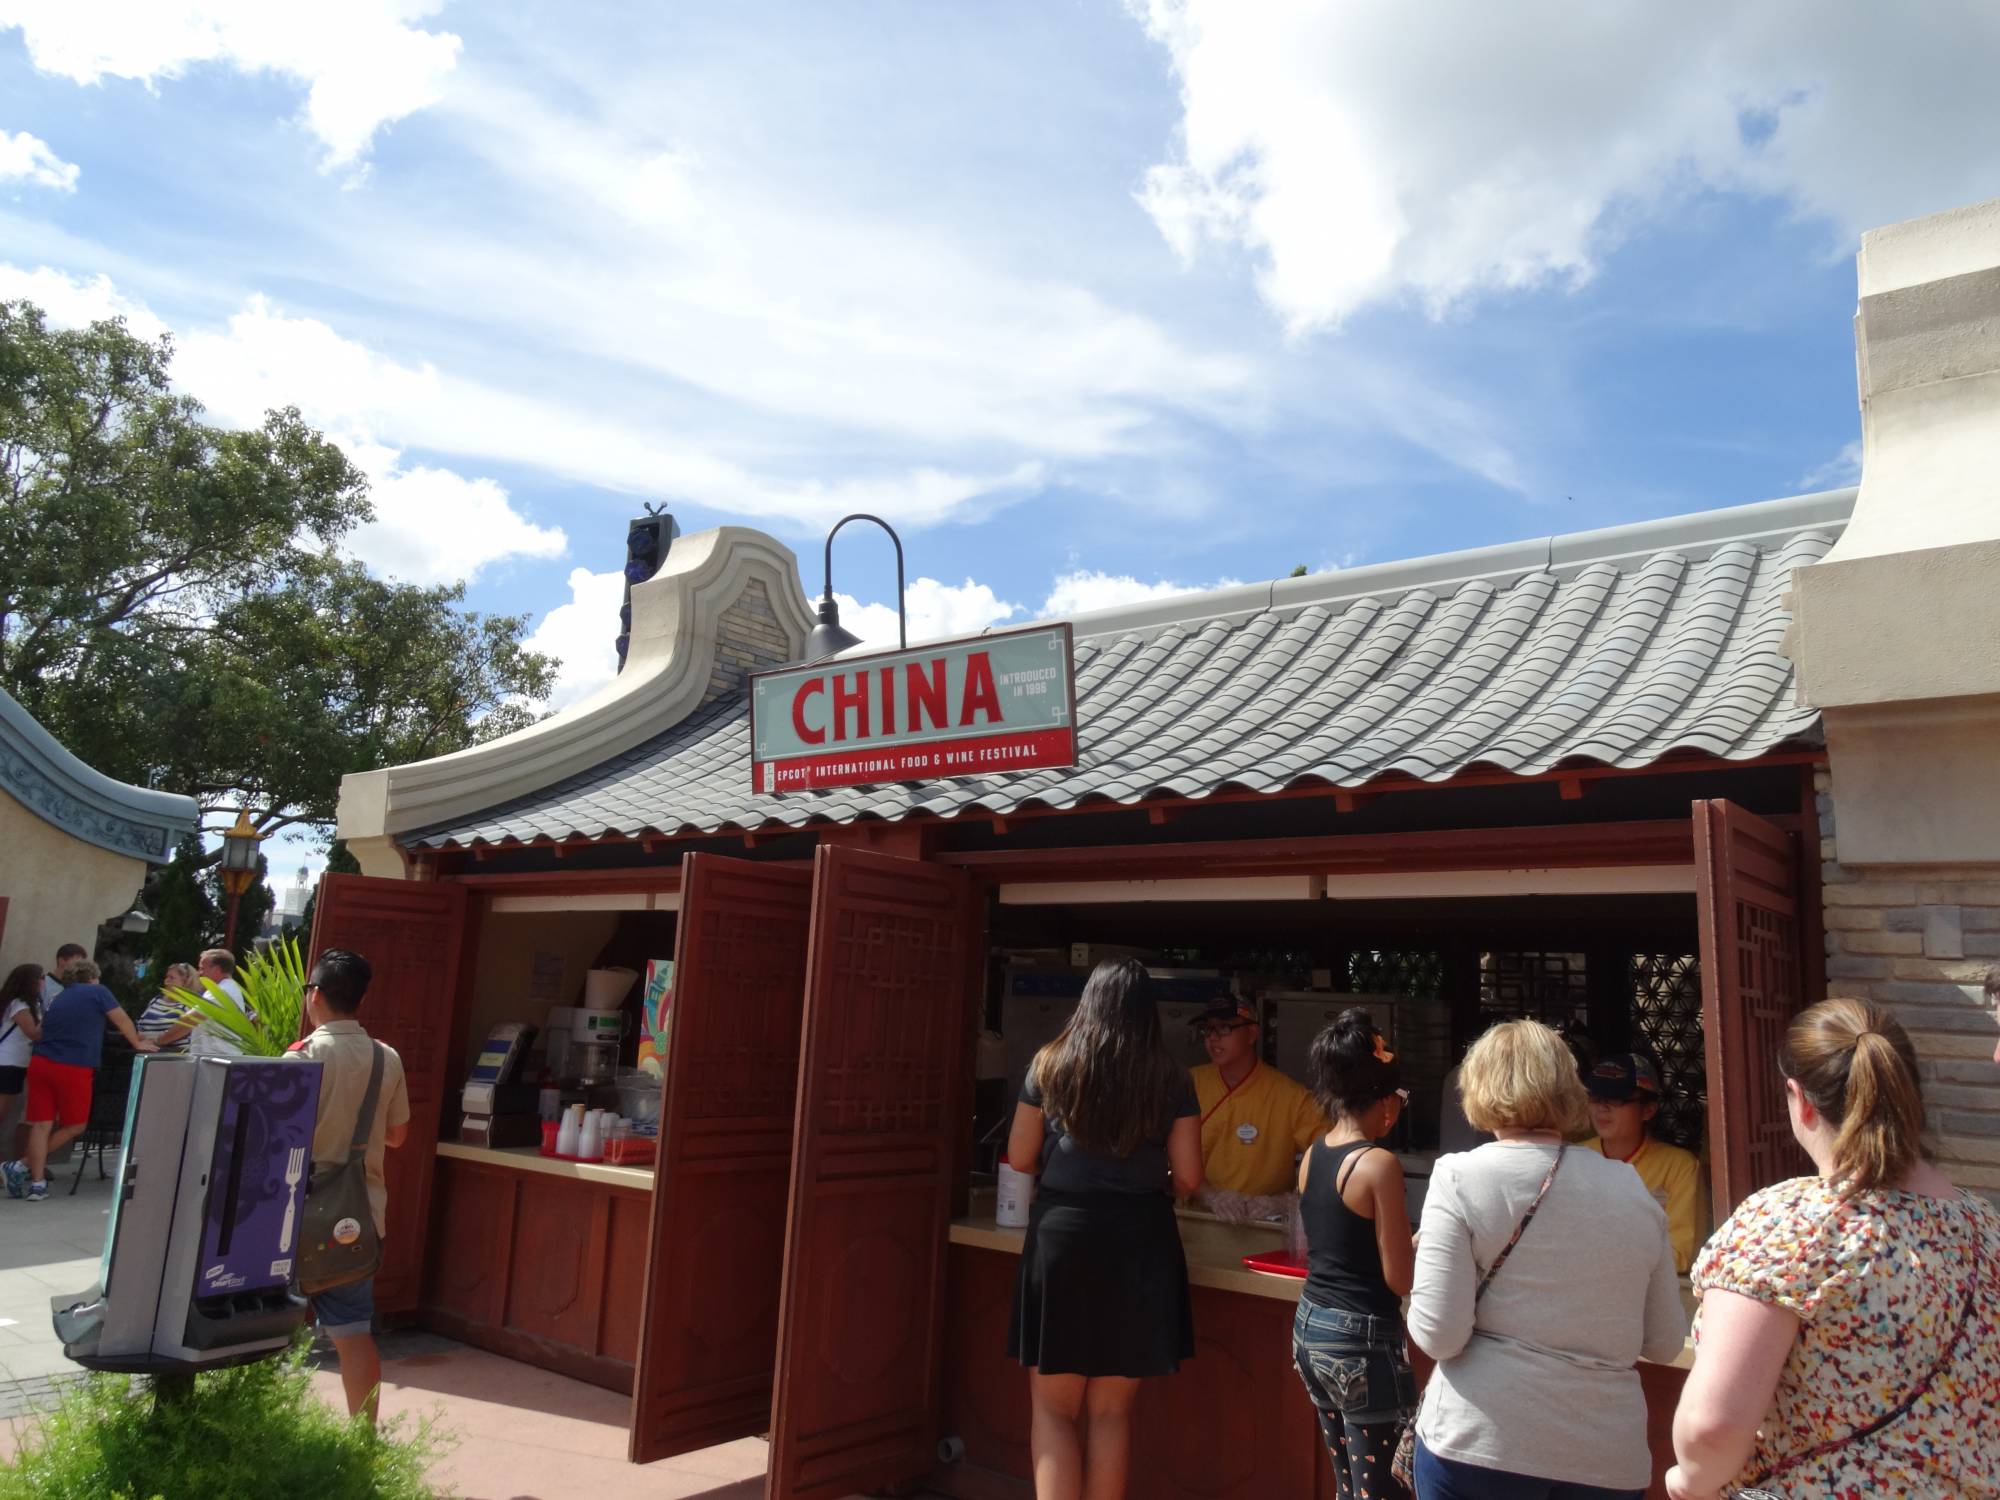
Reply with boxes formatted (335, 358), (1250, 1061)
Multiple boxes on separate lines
(1008, 1188), (1195, 1377)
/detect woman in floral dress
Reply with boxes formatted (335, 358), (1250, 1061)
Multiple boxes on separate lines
(1666, 998), (1999, 1498)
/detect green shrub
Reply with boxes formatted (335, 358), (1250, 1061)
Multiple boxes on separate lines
(0, 1342), (452, 1500)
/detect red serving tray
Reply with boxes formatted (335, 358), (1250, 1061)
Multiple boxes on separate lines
(1241, 1249), (1308, 1279)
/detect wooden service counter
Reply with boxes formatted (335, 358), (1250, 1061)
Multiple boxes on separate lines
(928, 1193), (1693, 1500)
(420, 1143), (655, 1394)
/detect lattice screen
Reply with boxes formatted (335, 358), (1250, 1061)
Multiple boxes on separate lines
(1478, 950), (1590, 1031)
(1630, 953), (1706, 1151)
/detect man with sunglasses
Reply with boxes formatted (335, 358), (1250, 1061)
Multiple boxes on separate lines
(1189, 996), (1330, 1200)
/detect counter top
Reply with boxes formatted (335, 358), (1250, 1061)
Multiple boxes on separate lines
(950, 1190), (1299, 1303)
(435, 1140), (656, 1190)
(950, 1190), (1700, 1363)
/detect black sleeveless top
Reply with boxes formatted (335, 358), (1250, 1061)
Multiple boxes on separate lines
(1300, 1138), (1401, 1318)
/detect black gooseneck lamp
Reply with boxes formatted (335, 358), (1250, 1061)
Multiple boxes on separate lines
(803, 512), (907, 664)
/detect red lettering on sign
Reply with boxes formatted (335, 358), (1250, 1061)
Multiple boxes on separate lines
(831, 671), (869, 742)
(792, 679), (826, 745)
(879, 666), (896, 735)
(906, 660), (948, 731)
(960, 651), (1001, 726)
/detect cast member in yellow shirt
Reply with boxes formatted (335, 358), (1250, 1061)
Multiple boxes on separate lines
(1580, 1053), (1705, 1273)
(1189, 996), (1329, 1198)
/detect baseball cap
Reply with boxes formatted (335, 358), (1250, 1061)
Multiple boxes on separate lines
(1194, 996), (1258, 1029)
(1585, 1053), (1661, 1101)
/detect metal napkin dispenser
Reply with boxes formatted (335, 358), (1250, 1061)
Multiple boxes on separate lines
(53, 1053), (323, 1374)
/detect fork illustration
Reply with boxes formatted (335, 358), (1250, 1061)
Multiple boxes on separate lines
(279, 1147), (306, 1253)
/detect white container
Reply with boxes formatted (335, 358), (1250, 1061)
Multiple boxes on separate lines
(583, 967), (639, 1011)
(579, 1111), (603, 1162)
(555, 1104), (583, 1157)
(996, 1159), (1034, 1228)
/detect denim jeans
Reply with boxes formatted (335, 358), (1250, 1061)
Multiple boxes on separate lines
(1292, 1298), (1416, 1500)
(1412, 1438), (1645, 1500)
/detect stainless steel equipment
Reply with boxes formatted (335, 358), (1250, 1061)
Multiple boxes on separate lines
(545, 1006), (623, 1085)
(1265, 992), (1397, 1089)
(999, 966), (1232, 1096)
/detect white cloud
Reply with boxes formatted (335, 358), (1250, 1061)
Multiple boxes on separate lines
(523, 566), (625, 712)
(0, 0), (461, 168)
(0, 129), (78, 190)
(1799, 439), (1861, 492)
(1128, 0), (2000, 331)
(832, 576), (1021, 651)
(1041, 569), (1241, 617)
(5, 266), (566, 585)
(0, 263), (167, 337)
(340, 446), (566, 587)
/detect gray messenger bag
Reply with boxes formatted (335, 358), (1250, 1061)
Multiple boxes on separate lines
(296, 1042), (385, 1296)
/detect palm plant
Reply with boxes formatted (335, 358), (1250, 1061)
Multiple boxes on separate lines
(167, 937), (309, 1057)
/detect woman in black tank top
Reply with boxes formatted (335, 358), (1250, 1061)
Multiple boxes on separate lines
(1290, 1008), (1416, 1500)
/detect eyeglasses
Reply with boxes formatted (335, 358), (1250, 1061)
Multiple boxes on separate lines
(1195, 1022), (1254, 1040)
(1394, 1087), (1411, 1105)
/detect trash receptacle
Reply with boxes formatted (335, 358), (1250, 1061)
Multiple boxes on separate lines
(52, 1053), (323, 1374)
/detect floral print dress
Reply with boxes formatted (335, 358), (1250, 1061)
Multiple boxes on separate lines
(1692, 1176), (2000, 1498)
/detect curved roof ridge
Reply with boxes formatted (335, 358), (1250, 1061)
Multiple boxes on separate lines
(0, 687), (199, 861)
(1038, 487), (1857, 644)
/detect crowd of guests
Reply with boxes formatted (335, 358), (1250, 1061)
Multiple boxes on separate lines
(1005, 958), (2000, 1500)
(0, 942), (252, 1202)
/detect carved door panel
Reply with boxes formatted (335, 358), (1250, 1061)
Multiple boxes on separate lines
(629, 854), (813, 1464)
(1694, 799), (1811, 1220)
(307, 873), (468, 1315)
(767, 846), (975, 1500)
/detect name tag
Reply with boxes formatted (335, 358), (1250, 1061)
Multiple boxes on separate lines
(1236, 1123), (1259, 1144)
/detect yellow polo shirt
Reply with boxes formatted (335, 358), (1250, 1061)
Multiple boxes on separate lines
(1191, 1062), (1328, 1196)
(1583, 1133), (1705, 1273)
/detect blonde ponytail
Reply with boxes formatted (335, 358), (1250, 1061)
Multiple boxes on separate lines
(1780, 998), (1926, 1193)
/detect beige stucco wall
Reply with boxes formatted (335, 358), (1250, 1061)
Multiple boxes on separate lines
(1789, 195), (2000, 867)
(0, 784), (151, 977)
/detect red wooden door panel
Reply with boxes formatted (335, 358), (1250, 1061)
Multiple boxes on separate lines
(767, 846), (976, 1500)
(629, 854), (814, 1464)
(308, 872), (468, 1315)
(1694, 799), (1811, 1220)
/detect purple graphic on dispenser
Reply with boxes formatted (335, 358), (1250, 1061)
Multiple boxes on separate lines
(197, 1060), (322, 1297)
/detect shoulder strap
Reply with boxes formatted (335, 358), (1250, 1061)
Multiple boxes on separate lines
(347, 1042), (385, 1162)
(1334, 1142), (1383, 1196)
(1750, 1263), (1979, 1485)
(1476, 1142), (1565, 1302)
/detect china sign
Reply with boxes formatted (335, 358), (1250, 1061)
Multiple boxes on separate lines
(749, 624), (1076, 793)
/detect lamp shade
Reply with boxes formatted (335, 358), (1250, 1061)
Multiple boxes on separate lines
(219, 809), (263, 873)
(802, 595), (863, 664)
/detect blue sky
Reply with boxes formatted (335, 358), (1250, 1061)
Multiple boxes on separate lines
(5, 2), (2000, 877)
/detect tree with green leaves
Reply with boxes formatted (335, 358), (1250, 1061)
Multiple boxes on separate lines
(0, 300), (556, 851)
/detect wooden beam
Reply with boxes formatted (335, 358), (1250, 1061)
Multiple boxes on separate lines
(1147, 805), (1177, 827)
(1559, 776), (1585, 801)
(935, 818), (1696, 883)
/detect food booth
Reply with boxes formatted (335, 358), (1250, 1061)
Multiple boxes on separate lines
(323, 495), (1845, 1499)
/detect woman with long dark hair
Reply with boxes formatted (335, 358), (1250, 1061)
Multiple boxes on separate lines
(1006, 958), (1203, 1500)
(1291, 1008), (1414, 1499)
(1667, 998), (2000, 1498)
(0, 964), (45, 1155)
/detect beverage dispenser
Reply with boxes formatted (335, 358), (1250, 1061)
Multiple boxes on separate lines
(52, 1053), (322, 1374)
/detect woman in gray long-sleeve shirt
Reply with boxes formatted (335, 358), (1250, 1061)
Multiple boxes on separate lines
(1408, 1021), (1686, 1499)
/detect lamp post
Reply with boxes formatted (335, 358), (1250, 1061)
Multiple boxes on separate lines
(218, 810), (265, 951)
(803, 513), (907, 664)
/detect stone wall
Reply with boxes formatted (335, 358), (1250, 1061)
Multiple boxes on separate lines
(1816, 769), (2000, 1204)
(701, 577), (794, 703)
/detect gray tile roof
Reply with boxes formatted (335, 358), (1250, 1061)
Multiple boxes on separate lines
(410, 491), (1851, 848)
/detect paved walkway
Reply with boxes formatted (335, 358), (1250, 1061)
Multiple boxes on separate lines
(0, 1163), (940, 1498)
